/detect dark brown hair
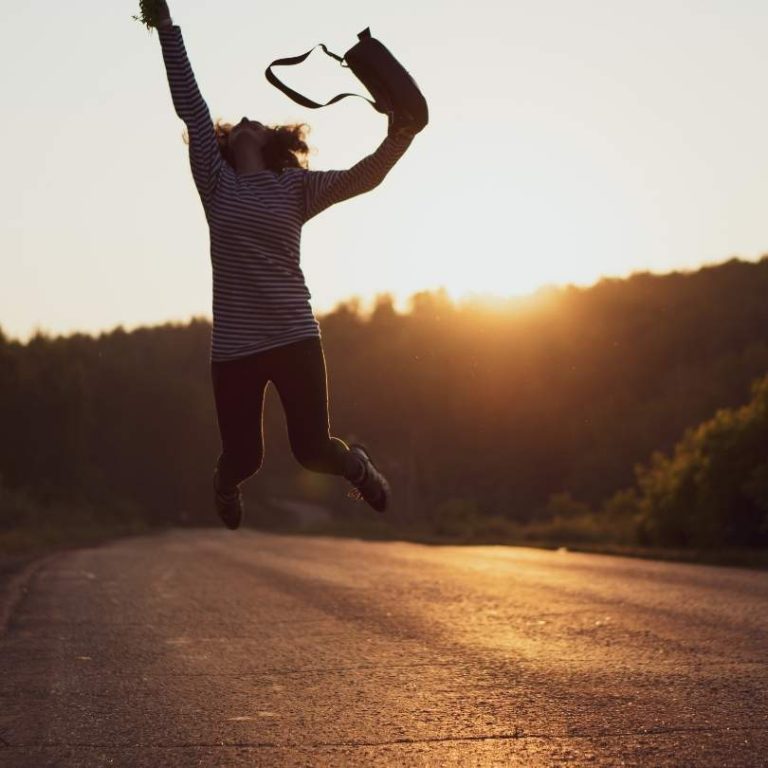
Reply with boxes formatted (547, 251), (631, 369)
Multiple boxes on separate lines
(213, 120), (311, 173)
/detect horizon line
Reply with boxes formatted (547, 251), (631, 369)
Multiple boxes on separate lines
(2, 254), (764, 344)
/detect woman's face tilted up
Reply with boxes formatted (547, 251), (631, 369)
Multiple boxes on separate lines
(227, 117), (270, 173)
(229, 117), (269, 148)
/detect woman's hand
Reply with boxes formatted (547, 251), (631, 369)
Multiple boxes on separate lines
(134, 0), (172, 29)
(387, 110), (417, 139)
(156, 1), (172, 25)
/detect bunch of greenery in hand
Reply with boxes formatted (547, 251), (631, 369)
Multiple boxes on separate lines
(133, 0), (171, 29)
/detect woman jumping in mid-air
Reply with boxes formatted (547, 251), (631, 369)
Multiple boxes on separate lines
(150, 2), (417, 528)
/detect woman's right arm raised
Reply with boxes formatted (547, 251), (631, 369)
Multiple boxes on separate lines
(152, 1), (223, 204)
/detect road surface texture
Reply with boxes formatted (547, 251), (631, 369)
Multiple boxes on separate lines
(1, 530), (767, 767)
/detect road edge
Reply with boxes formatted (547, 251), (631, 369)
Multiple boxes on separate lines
(0, 554), (57, 636)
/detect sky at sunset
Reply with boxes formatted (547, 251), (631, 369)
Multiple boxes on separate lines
(3, 0), (768, 338)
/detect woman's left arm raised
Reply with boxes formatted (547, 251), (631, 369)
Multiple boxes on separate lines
(303, 124), (415, 222)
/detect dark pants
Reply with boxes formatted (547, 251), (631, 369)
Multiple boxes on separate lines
(211, 337), (351, 489)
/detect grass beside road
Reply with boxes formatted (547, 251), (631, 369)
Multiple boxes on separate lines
(0, 483), (151, 561)
(0, 518), (151, 559)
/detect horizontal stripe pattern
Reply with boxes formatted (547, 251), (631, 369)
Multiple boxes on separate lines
(158, 25), (413, 362)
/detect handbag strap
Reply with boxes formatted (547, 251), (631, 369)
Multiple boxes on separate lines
(264, 41), (376, 110)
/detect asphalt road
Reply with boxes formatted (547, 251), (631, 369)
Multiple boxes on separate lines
(1, 531), (767, 767)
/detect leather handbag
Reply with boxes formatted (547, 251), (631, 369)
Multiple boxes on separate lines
(265, 28), (428, 134)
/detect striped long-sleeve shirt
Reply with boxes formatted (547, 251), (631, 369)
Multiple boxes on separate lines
(158, 25), (414, 361)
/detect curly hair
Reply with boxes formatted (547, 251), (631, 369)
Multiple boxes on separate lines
(213, 120), (311, 173)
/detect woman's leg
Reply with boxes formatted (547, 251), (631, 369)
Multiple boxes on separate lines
(211, 356), (269, 490)
(268, 338), (353, 476)
(254, 337), (391, 512)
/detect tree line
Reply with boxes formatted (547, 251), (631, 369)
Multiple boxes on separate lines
(2, 256), (768, 548)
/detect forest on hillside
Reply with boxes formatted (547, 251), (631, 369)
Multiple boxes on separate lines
(2, 257), (768, 549)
